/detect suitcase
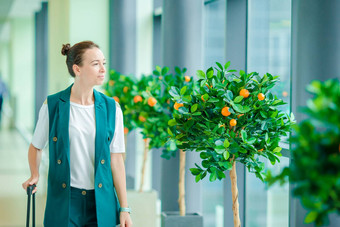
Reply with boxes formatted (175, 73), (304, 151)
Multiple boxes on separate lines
(26, 185), (36, 227)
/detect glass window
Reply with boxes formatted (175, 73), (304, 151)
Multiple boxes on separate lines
(246, 0), (291, 226)
(247, 0), (291, 114)
(203, 1), (225, 226)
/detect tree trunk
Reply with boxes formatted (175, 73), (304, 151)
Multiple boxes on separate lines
(178, 149), (186, 216)
(139, 138), (149, 192)
(230, 161), (241, 227)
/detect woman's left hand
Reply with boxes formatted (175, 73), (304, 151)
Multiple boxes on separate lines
(120, 212), (133, 227)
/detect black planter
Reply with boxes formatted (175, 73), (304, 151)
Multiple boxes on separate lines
(161, 211), (203, 227)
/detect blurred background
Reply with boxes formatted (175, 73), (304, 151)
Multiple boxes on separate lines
(0, 0), (339, 226)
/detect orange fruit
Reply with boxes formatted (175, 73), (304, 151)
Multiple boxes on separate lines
(139, 116), (146, 122)
(159, 76), (163, 80)
(229, 119), (237, 127)
(185, 76), (191, 82)
(258, 148), (264, 152)
(174, 102), (184, 110)
(201, 95), (206, 102)
(222, 80), (225, 84)
(148, 97), (157, 107)
(258, 93), (265, 101)
(124, 127), (129, 134)
(109, 80), (115, 86)
(123, 86), (129, 93)
(237, 114), (244, 118)
(167, 99), (170, 104)
(219, 124), (225, 128)
(205, 84), (210, 89)
(239, 89), (249, 98)
(221, 107), (231, 116)
(282, 91), (288, 97)
(113, 96), (120, 103)
(133, 95), (142, 103)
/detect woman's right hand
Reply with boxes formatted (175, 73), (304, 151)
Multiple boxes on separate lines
(22, 175), (39, 194)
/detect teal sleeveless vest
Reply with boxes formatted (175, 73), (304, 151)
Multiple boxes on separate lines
(44, 84), (120, 227)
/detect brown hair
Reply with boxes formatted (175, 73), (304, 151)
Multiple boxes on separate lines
(61, 41), (100, 77)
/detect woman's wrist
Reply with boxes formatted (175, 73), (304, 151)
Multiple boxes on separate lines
(119, 207), (131, 213)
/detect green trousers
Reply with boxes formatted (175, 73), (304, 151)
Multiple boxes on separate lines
(69, 187), (97, 227)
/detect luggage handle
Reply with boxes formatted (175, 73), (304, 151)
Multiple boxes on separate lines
(26, 184), (36, 227)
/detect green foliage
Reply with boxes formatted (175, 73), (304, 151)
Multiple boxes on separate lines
(266, 79), (340, 226)
(168, 62), (294, 182)
(103, 70), (137, 133)
(124, 66), (195, 158)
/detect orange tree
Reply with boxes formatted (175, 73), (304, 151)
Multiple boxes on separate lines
(167, 62), (295, 226)
(103, 69), (137, 135)
(124, 66), (194, 195)
(266, 79), (340, 226)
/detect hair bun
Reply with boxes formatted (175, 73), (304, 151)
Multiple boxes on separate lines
(61, 43), (71, 56)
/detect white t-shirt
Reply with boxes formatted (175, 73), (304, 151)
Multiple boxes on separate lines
(32, 101), (125, 190)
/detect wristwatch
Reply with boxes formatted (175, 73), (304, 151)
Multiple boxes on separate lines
(119, 207), (131, 214)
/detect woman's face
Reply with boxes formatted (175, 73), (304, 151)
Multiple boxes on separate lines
(76, 47), (106, 86)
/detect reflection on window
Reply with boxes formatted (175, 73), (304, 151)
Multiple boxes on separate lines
(246, 0), (291, 227)
(247, 0), (291, 113)
(246, 157), (290, 227)
(203, 1), (225, 227)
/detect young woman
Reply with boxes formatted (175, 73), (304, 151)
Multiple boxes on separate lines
(22, 41), (133, 227)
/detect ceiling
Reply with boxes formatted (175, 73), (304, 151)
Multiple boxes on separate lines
(0, 0), (44, 41)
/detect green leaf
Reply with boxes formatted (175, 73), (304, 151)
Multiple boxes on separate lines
(223, 150), (230, 160)
(209, 171), (217, 182)
(215, 148), (225, 154)
(175, 66), (181, 75)
(207, 98), (219, 103)
(247, 138), (256, 145)
(182, 95), (192, 102)
(192, 112), (202, 116)
(156, 66), (162, 73)
(153, 70), (160, 76)
(203, 94), (209, 101)
(180, 86), (187, 95)
(241, 130), (247, 142)
(304, 211), (318, 223)
(273, 147), (282, 153)
(226, 90), (234, 101)
(167, 128), (173, 136)
(265, 133), (269, 143)
(190, 168), (201, 176)
(224, 139), (230, 148)
(195, 173), (202, 182)
(216, 62), (223, 70)
(234, 96), (244, 103)
(207, 68), (214, 79)
(161, 67), (169, 75)
(191, 104), (198, 113)
(224, 61), (231, 69)
(168, 119), (177, 126)
(260, 111), (267, 118)
(169, 86), (180, 97)
(196, 70), (206, 80)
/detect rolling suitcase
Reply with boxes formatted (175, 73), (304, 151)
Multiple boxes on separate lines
(26, 185), (36, 227)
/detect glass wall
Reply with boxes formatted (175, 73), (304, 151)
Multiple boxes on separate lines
(245, 0), (292, 226)
(202, 1), (225, 227)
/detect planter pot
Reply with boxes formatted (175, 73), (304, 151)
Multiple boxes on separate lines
(161, 211), (203, 227)
(127, 190), (158, 227)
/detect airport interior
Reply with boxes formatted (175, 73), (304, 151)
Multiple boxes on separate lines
(0, 0), (339, 226)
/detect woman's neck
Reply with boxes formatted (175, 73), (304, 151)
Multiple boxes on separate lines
(70, 82), (94, 105)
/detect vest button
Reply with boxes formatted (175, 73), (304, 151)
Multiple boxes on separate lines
(53, 137), (58, 142)
(98, 183), (103, 188)
(82, 191), (86, 196)
(62, 183), (67, 189)
(101, 159), (105, 164)
(57, 160), (62, 164)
